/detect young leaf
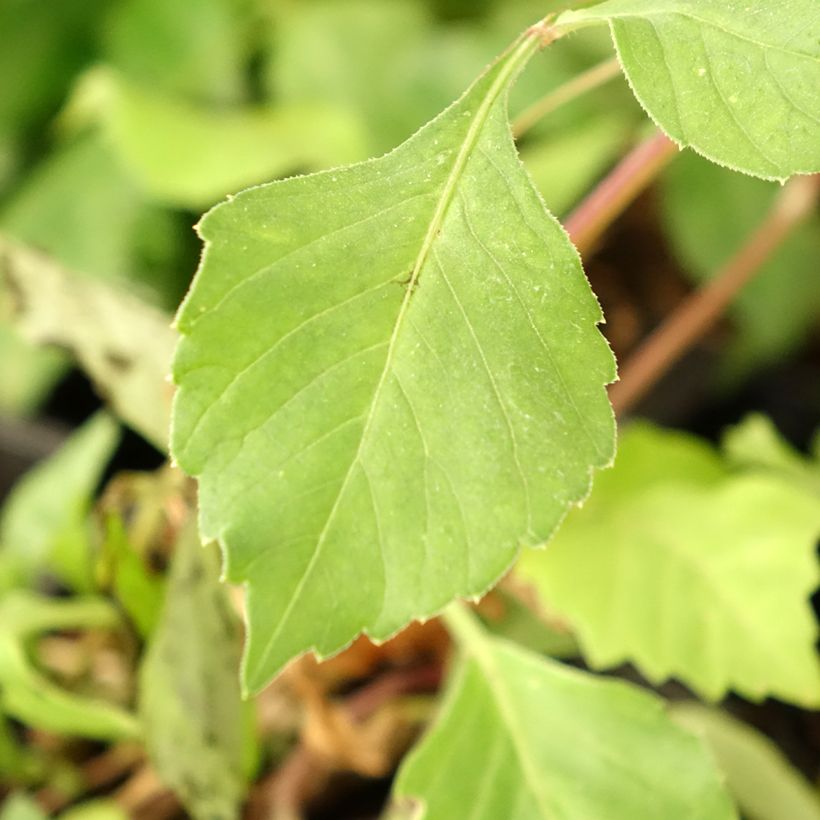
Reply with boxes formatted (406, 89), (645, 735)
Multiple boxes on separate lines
(172, 23), (616, 692)
(393, 605), (736, 820)
(139, 521), (250, 820)
(671, 703), (820, 820)
(517, 423), (820, 705)
(0, 412), (119, 591)
(557, 0), (820, 180)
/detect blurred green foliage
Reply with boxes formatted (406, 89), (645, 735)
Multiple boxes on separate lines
(0, 0), (646, 417)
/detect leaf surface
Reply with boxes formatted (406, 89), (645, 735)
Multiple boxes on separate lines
(172, 25), (616, 691)
(558, 0), (820, 180)
(393, 606), (735, 820)
(517, 423), (820, 705)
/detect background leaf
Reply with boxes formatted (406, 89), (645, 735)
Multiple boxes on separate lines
(139, 521), (251, 820)
(558, 0), (820, 180)
(0, 412), (119, 591)
(394, 606), (736, 819)
(172, 25), (615, 692)
(0, 238), (176, 449)
(517, 422), (820, 705)
(672, 703), (820, 820)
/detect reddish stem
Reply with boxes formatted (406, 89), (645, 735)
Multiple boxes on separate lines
(610, 175), (819, 415)
(565, 131), (678, 253)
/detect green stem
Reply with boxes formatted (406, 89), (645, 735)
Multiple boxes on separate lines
(512, 57), (622, 138)
(441, 601), (488, 658)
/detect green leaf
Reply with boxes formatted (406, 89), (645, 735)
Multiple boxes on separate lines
(671, 703), (820, 820)
(662, 152), (820, 378)
(0, 412), (119, 590)
(102, 0), (247, 104)
(517, 423), (820, 705)
(557, 0), (820, 180)
(139, 521), (250, 820)
(99, 513), (165, 638)
(723, 414), (820, 498)
(172, 23), (616, 692)
(0, 591), (139, 741)
(0, 238), (176, 450)
(1, 133), (186, 310)
(393, 605), (736, 820)
(74, 69), (366, 209)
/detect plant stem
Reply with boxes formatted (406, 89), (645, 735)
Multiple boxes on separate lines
(610, 174), (819, 416)
(512, 57), (621, 138)
(565, 131), (678, 253)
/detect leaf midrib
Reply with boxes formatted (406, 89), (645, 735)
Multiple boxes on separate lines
(252, 29), (543, 676)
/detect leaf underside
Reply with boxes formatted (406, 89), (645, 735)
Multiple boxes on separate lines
(562, 0), (820, 180)
(171, 30), (615, 691)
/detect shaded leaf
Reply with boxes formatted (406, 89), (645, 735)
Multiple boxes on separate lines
(0, 238), (175, 449)
(139, 521), (250, 820)
(517, 423), (820, 705)
(394, 605), (735, 819)
(0, 412), (119, 590)
(0, 133), (186, 310)
(558, 0), (820, 180)
(672, 703), (820, 820)
(172, 23), (615, 692)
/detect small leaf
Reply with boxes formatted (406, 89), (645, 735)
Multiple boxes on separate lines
(671, 703), (820, 820)
(0, 238), (176, 450)
(394, 605), (736, 820)
(172, 23), (616, 692)
(0, 412), (119, 590)
(139, 520), (250, 820)
(517, 423), (820, 705)
(558, 0), (820, 180)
